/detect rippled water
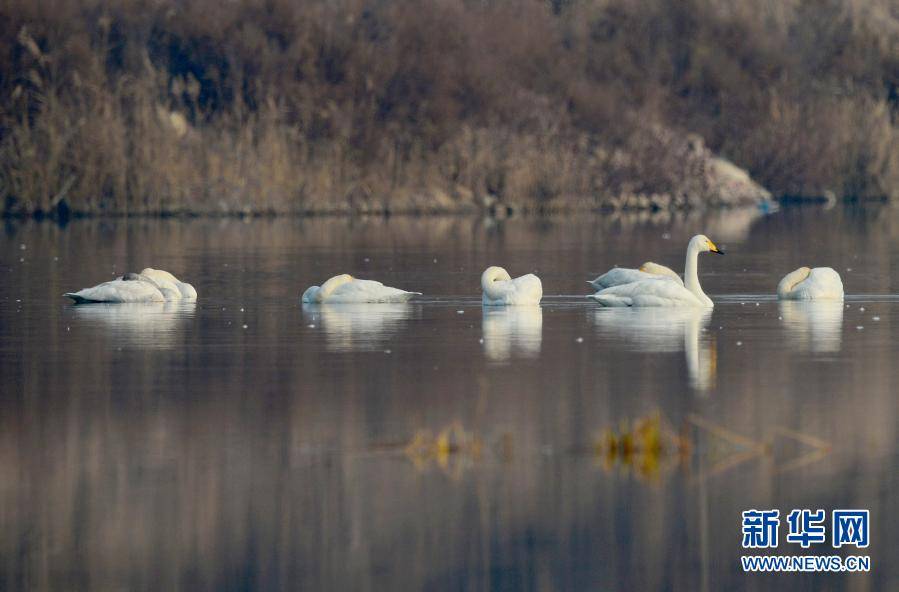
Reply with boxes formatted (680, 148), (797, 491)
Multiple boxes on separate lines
(1, 206), (897, 590)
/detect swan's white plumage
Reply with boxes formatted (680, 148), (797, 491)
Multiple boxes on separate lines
(589, 262), (682, 291)
(302, 274), (420, 303)
(65, 278), (166, 303)
(777, 267), (843, 300)
(589, 276), (706, 307)
(589, 234), (723, 308)
(481, 266), (543, 306)
(140, 268), (198, 300)
(66, 268), (197, 303)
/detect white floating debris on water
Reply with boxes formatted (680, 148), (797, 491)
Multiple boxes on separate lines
(433, 258), (438, 263)
(662, 232), (670, 240)
(575, 337), (584, 343)
(66, 326), (70, 332)
(242, 324), (248, 329)
(736, 341), (743, 346)
(755, 302), (759, 306)
(778, 316), (782, 320)
(872, 316), (880, 321)
(457, 310), (464, 314)
(364, 257), (370, 262)
(19, 258), (24, 263)
(856, 326), (864, 330)
(307, 324), (315, 328)
(384, 349), (392, 354)
(846, 267), (852, 272)
(478, 338), (484, 344)
(19, 244), (26, 251)
(859, 307), (865, 312)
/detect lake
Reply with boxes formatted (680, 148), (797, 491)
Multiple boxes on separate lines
(1, 206), (897, 590)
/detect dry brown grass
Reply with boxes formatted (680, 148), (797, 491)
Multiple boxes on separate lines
(0, 0), (897, 216)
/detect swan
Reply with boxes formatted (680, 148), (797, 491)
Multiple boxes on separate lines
(139, 268), (198, 300)
(65, 273), (166, 303)
(588, 234), (724, 307)
(301, 274), (420, 303)
(776, 267), (843, 300)
(588, 261), (683, 290)
(65, 269), (196, 303)
(481, 266), (543, 306)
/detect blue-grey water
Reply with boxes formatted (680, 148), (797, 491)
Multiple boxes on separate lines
(0, 206), (897, 590)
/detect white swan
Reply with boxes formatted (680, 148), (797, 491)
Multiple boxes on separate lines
(588, 234), (724, 307)
(65, 269), (197, 303)
(481, 266), (543, 306)
(588, 261), (683, 290)
(301, 274), (420, 303)
(65, 273), (165, 303)
(777, 267), (843, 300)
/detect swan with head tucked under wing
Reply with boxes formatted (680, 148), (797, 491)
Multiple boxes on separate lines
(777, 267), (843, 301)
(481, 266), (543, 306)
(139, 268), (198, 300)
(65, 268), (197, 303)
(302, 274), (420, 303)
(588, 261), (683, 291)
(588, 234), (724, 307)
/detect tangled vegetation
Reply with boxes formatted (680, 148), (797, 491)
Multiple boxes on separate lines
(1, 0), (896, 215)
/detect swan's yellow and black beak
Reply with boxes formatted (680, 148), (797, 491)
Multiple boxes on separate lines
(708, 240), (725, 255)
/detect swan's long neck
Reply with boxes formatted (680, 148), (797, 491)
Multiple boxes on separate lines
(684, 243), (712, 306)
(481, 267), (511, 301)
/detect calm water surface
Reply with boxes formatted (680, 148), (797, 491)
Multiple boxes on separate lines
(1, 206), (898, 590)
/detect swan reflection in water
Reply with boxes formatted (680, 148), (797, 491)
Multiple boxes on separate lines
(302, 303), (415, 352)
(778, 301), (844, 353)
(481, 306), (543, 362)
(71, 301), (197, 348)
(591, 307), (716, 392)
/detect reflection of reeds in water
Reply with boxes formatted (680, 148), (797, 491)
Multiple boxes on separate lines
(403, 422), (484, 479)
(594, 413), (690, 482)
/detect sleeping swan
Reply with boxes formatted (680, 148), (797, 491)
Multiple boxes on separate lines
(481, 266), (543, 306)
(588, 234), (724, 307)
(65, 268), (198, 303)
(589, 261), (683, 290)
(777, 267), (843, 300)
(302, 274), (420, 303)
